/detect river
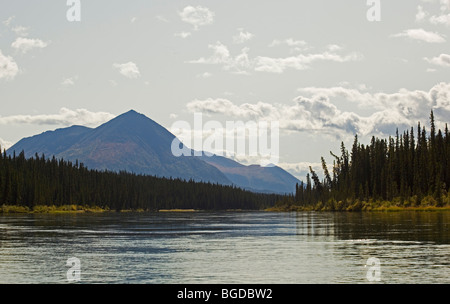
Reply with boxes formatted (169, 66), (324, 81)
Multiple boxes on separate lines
(0, 211), (449, 284)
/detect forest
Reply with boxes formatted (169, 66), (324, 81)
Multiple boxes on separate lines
(282, 111), (450, 211)
(0, 149), (279, 212)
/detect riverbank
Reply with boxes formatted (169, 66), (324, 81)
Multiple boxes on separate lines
(266, 197), (450, 212)
(3, 202), (450, 214)
(0, 204), (111, 214)
(265, 205), (450, 212)
(0, 205), (221, 214)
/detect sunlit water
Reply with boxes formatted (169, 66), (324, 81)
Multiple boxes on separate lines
(0, 211), (449, 284)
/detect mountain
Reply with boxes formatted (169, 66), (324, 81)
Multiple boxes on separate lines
(200, 154), (300, 194)
(8, 125), (91, 158)
(8, 110), (231, 185)
(7, 110), (301, 193)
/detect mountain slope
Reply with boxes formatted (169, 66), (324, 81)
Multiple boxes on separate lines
(10, 125), (92, 158)
(200, 154), (299, 194)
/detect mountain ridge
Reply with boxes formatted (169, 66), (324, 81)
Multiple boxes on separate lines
(7, 110), (301, 194)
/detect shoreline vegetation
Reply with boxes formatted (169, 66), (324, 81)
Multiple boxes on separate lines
(266, 196), (450, 212)
(0, 204), (201, 214)
(1, 202), (450, 214)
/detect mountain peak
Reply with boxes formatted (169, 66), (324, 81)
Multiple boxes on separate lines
(119, 109), (143, 119)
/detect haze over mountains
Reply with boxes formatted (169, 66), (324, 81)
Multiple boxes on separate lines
(7, 110), (300, 194)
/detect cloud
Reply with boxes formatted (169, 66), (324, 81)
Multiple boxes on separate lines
(269, 38), (309, 53)
(174, 31), (192, 39)
(11, 26), (29, 36)
(277, 161), (323, 180)
(424, 53), (450, 67)
(156, 15), (169, 23)
(233, 29), (254, 44)
(179, 6), (214, 30)
(0, 49), (19, 80)
(2, 16), (15, 27)
(416, 5), (429, 22)
(197, 72), (212, 78)
(188, 42), (252, 74)
(391, 28), (446, 43)
(0, 108), (116, 128)
(61, 76), (78, 86)
(430, 0), (450, 25)
(430, 13), (450, 25)
(269, 38), (307, 48)
(415, 0), (450, 26)
(254, 51), (362, 73)
(187, 98), (279, 120)
(113, 62), (141, 79)
(11, 37), (49, 53)
(184, 82), (450, 139)
(0, 138), (13, 150)
(189, 41), (362, 74)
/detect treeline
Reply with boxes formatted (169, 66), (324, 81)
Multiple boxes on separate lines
(0, 150), (279, 211)
(288, 111), (450, 210)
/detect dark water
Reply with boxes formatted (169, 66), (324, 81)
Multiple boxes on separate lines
(0, 211), (449, 284)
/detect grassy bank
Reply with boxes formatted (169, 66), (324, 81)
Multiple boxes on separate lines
(0, 204), (110, 214)
(266, 195), (450, 212)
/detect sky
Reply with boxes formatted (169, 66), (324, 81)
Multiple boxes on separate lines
(1, 0), (450, 180)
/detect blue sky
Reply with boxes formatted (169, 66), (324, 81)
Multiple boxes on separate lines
(1, 0), (450, 180)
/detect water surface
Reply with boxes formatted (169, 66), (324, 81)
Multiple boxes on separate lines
(0, 211), (449, 283)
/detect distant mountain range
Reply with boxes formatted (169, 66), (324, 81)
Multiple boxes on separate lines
(7, 110), (300, 194)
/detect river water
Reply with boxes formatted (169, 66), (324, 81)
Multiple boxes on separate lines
(0, 211), (449, 284)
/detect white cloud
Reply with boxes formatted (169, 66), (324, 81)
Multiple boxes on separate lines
(197, 72), (212, 78)
(179, 6), (214, 30)
(430, 0), (450, 25)
(61, 76), (78, 86)
(233, 29), (254, 44)
(254, 51), (363, 73)
(0, 108), (116, 128)
(424, 53), (450, 67)
(416, 5), (429, 22)
(430, 13), (450, 25)
(189, 41), (362, 74)
(130, 17), (137, 23)
(269, 38), (309, 53)
(185, 82), (450, 139)
(174, 31), (192, 39)
(0, 49), (19, 80)
(189, 42), (252, 74)
(391, 28), (446, 43)
(327, 44), (343, 52)
(416, 0), (450, 26)
(156, 15), (169, 23)
(11, 26), (29, 36)
(2, 16), (15, 27)
(278, 161), (323, 180)
(113, 62), (141, 79)
(11, 37), (49, 53)
(0, 138), (13, 150)
(269, 38), (307, 48)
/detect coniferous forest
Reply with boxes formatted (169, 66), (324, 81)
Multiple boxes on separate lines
(286, 111), (450, 211)
(0, 150), (279, 212)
